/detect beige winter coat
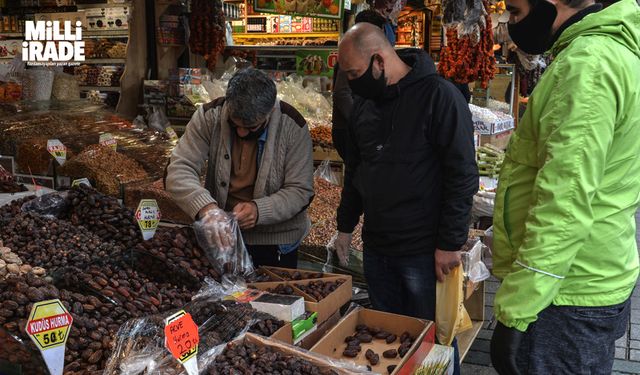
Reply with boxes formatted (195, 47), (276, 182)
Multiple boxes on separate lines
(166, 97), (314, 245)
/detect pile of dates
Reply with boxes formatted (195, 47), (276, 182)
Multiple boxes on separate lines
(343, 324), (416, 374)
(0, 212), (124, 273)
(206, 341), (339, 375)
(56, 264), (194, 317)
(265, 283), (296, 296)
(0, 273), (132, 374)
(134, 227), (221, 281)
(294, 279), (346, 301)
(271, 269), (324, 281)
(66, 185), (140, 249)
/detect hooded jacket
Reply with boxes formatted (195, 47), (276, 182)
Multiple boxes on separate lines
(336, 48), (478, 256)
(493, 0), (640, 332)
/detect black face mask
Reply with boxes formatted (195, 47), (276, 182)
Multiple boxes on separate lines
(508, 0), (558, 55)
(348, 55), (386, 99)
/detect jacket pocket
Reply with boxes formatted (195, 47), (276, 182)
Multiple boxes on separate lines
(506, 132), (541, 169)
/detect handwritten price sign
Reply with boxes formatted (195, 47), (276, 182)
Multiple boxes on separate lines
(47, 139), (67, 166)
(165, 310), (199, 375)
(166, 127), (179, 142)
(135, 199), (161, 240)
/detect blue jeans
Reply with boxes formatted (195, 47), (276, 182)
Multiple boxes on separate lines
(363, 249), (461, 375)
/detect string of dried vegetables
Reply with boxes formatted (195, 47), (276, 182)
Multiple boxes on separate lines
(438, 0), (496, 88)
(189, 0), (226, 71)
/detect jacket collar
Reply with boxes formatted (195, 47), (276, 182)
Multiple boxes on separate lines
(548, 4), (603, 53)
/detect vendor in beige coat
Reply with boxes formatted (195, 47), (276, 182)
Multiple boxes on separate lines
(166, 68), (314, 268)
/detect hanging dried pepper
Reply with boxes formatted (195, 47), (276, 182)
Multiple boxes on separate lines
(438, 0), (496, 88)
(189, 0), (226, 71)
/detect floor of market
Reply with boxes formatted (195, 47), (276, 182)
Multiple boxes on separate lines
(461, 211), (640, 375)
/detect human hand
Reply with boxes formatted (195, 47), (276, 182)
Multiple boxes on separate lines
(334, 232), (352, 266)
(490, 321), (524, 375)
(233, 202), (258, 230)
(435, 249), (462, 282)
(194, 204), (235, 252)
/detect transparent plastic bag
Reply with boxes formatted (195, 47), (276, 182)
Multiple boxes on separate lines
(148, 105), (170, 132)
(461, 238), (490, 283)
(20, 191), (69, 218)
(51, 72), (80, 101)
(314, 159), (340, 186)
(193, 210), (254, 277)
(104, 280), (258, 375)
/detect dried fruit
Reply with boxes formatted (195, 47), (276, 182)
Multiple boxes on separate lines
(383, 349), (398, 358)
(386, 334), (397, 344)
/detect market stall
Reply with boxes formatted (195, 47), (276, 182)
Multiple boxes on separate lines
(0, 0), (522, 372)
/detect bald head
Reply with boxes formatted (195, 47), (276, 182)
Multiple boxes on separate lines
(340, 23), (393, 58)
(338, 23), (409, 85)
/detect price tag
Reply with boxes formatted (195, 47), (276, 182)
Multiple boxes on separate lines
(71, 178), (91, 188)
(135, 199), (161, 240)
(25, 299), (74, 375)
(99, 133), (117, 151)
(166, 127), (179, 142)
(164, 310), (199, 375)
(47, 139), (67, 166)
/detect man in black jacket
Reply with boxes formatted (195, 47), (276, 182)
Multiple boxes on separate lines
(332, 9), (387, 159)
(334, 24), (478, 374)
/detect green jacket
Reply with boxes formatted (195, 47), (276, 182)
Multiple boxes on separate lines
(493, 0), (640, 332)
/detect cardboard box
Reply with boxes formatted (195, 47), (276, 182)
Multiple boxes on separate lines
(268, 310), (342, 350)
(228, 333), (361, 374)
(473, 118), (515, 135)
(311, 308), (436, 375)
(480, 129), (513, 150)
(270, 321), (293, 343)
(248, 275), (352, 324)
(231, 288), (305, 322)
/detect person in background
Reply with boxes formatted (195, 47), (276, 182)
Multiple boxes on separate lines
(490, 0), (640, 373)
(166, 68), (314, 268)
(331, 9), (388, 160)
(335, 23), (479, 375)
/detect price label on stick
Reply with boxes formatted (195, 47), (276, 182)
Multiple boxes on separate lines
(47, 139), (67, 166)
(71, 178), (91, 188)
(166, 126), (178, 142)
(135, 199), (161, 240)
(165, 310), (199, 375)
(99, 133), (117, 151)
(25, 299), (74, 375)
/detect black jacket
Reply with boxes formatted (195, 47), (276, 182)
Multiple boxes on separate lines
(336, 49), (479, 256)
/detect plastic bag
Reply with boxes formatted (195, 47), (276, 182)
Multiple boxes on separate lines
(194, 210), (254, 277)
(462, 239), (490, 283)
(103, 280), (257, 375)
(51, 72), (80, 100)
(20, 191), (69, 218)
(314, 159), (340, 186)
(148, 105), (171, 132)
(436, 265), (473, 346)
(472, 190), (495, 218)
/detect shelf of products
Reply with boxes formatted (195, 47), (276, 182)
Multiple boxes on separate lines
(80, 85), (122, 92)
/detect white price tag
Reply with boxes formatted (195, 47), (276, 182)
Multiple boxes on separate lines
(25, 299), (73, 375)
(47, 139), (67, 166)
(135, 199), (161, 240)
